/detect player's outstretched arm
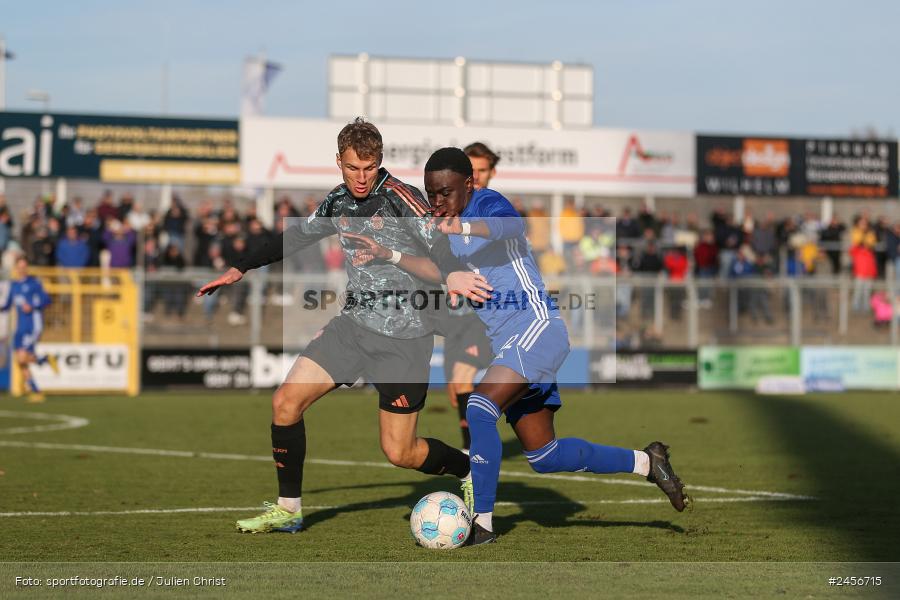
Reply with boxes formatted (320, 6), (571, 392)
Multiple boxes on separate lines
(431, 191), (525, 240)
(225, 196), (338, 276)
(197, 267), (244, 297)
(433, 215), (525, 240)
(341, 232), (444, 283)
(341, 231), (492, 301)
(431, 216), (491, 238)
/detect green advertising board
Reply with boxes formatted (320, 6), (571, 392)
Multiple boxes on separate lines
(699, 346), (801, 389)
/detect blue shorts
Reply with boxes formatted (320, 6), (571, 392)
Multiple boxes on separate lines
(490, 317), (570, 383)
(504, 382), (561, 425)
(13, 329), (39, 354)
(489, 316), (569, 425)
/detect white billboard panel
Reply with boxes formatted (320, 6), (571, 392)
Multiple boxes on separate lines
(329, 55), (594, 129)
(31, 343), (130, 391)
(241, 117), (695, 196)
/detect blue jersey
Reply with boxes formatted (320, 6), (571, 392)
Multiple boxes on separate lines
(2, 275), (51, 335)
(447, 189), (568, 388)
(449, 188), (559, 342)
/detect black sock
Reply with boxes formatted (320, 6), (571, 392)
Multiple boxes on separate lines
(417, 437), (470, 478)
(457, 392), (471, 450)
(271, 420), (306, 498)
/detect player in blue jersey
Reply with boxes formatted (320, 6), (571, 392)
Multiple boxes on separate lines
(1, 256), (58, 403)
(432, 143), (499, 451)
(427, 149), (690, 543)
(348, 148), (690, 545)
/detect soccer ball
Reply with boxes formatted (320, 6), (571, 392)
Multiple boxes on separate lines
(410, 491), (471, 549)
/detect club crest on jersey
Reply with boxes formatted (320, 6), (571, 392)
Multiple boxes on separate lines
(370, 215), (384, 230)
(339, 216), (350, 230)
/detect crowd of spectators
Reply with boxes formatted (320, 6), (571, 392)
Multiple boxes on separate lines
(0, 191), (320, 324)
(515, 198), (900, 327)
(2, 190), (900, 327)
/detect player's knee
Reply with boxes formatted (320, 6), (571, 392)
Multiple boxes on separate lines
(271, 386), (305, 423)
(381, 443), (417, 469)
(524, 439), (560, 474)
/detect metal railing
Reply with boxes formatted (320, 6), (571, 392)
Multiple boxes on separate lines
(135, 270), (900, 350)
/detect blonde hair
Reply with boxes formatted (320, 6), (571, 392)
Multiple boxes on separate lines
(337, 117), (383, 161)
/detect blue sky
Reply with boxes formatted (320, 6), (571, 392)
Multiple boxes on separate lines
(2, 0), (897, 136)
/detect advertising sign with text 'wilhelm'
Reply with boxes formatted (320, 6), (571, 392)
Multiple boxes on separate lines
(696, 136), (792, 196)
(697, 135), (898, 198)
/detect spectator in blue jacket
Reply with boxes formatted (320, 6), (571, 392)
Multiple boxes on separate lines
(55, 225), (91, 268)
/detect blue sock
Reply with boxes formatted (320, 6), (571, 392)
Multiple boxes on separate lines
(465, 393), (503, 515)
(27, 378), (39, 393)
(524, 438), (635, 474)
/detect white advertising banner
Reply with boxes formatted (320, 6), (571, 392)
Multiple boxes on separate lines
(241, 117), (695, 196)
(801, 346), (899, 391)
(32, 343), (130, 391)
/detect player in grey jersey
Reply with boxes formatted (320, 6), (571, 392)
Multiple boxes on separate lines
(197, 119), (491, 533)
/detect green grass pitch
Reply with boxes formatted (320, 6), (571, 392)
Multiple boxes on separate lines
(1, 389), (898, 597)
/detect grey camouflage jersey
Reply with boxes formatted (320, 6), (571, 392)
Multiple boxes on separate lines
(235, 168), (452, 339)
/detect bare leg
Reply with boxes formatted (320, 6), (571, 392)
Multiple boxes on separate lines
(511, 408), (557, 452)
(378, 410), (430, 468)
(379, 406), (471, 479)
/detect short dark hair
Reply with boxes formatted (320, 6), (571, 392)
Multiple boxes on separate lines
(424, 147), (474, 178)
(464, 142), (500, 169)
(337, 117), (383, 161)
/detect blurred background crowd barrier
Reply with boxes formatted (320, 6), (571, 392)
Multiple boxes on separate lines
(2, 55), (900, 392)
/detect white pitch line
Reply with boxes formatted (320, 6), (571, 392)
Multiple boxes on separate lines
(0, 411), (90, 435)
(496, 470), (816, 500)
(0, 496), (801, 518)
(0, 507), (275, 518)
(0, 440), (816, 502)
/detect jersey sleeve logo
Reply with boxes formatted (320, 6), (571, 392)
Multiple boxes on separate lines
(385, 177), (430, 216)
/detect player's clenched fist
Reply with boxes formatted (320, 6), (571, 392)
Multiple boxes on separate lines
(429, 215), (464, 235)
(197, 267), (244, 296)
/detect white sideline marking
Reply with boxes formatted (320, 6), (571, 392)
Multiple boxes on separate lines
(0, 411), (90, 435)
(498, 470), (817, 500)
(0, 439), (816, 501)
(0, 496), (801, 518)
